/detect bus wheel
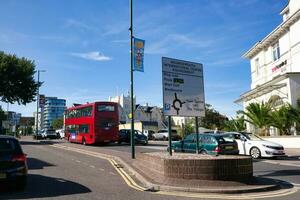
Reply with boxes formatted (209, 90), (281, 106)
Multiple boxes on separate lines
(82, 138), (86, 145)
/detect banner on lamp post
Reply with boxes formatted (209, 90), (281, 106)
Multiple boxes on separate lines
(133, 38), (145, 72)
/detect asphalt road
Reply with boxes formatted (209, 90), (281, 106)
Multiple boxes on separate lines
(0, 138), (299, 200)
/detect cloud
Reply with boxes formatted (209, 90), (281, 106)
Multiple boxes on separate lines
(64, 19), (99, 32)
(70, 51), (112, 61)
(146, 33), (216, 55)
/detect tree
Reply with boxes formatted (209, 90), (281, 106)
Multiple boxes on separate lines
(269, 104), (294, 135)
(200, 104), (228, 130)
(52, 118), (63, 129)
(0, 51), (39, 105)
(242, 102), (271, 136)
(0, 107), (6, 134)
(224, 115), (246, 132)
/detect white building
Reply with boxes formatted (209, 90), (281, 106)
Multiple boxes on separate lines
(109, 94), (166, 130)
(236, 0), (300, 135)
(109, 94), (136, 123)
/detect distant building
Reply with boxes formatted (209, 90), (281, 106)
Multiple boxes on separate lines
(109, 94), (136, 123)
(4, 111), (21, 133)
(109, 94), (166, 130)
(43, 97), (66, 130)
(236, 0), (300, 135)
(33, 112), (43, 131)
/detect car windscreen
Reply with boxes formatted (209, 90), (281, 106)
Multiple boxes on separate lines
(214, 136), (231, 144)
(0, 138), (23, 155)
(244, 134), (263, 141)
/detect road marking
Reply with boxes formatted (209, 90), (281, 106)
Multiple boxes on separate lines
(50, 144), (298, 199)
(99, 168), (105, 171)
(109, 172), (116, 175)
(90, 165), (95, 168)
(75, 160), (81, 163)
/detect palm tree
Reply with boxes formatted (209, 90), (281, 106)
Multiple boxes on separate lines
(224, 116), (245, 132)
(242, 102), (271, 136)
(269, 104), (294, 135)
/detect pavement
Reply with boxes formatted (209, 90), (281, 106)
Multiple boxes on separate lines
(23, 138), (299, 194)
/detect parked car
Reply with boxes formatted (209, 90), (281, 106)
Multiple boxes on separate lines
(172, 133), (239, 155)
(33, 130), (46, 140)
(153, 129), (182, 141)
(56, 129), (65, 139)
(42, 129), (58, 139)
(222, 132), (285, 159)
(143, 130), (155, 140)
(0, 135), (28, 190)
(118, 129), (148, 145)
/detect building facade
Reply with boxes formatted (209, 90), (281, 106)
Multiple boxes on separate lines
(236, 0), (300, 135)
(109, 94), (166, 130)
(109, 94), (136, 123)
(43, 97), (66, 130)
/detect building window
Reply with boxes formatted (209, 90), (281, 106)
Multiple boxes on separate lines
(255, 58), (259, 76)
(272, 42), (280, 61)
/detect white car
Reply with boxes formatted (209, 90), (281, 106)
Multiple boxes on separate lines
(152, 129), (181, 141)
(56, 129), (65, 139)
(223, 132), (285, 159)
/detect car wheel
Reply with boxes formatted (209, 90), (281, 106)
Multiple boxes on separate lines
(250, 147), (261, 159)
(200, 150), (208, 154)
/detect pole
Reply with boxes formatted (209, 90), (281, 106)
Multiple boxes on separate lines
(195, 117), (199, 154)
(35, 71), (40, 138)
(130, 0), (135, 159)
(168, 116), (172, 156)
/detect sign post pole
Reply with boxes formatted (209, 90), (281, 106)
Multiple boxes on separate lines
(129, 0), (135, 159)
(168, 116), (172, 156)
(195, 116), (199, 154)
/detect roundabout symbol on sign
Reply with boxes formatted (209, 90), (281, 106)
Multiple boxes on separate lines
(172, 93), (185, 115)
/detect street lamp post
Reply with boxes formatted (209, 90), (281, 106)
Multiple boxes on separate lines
(35, 70), (46, 137)
(129, 0), (135, 159)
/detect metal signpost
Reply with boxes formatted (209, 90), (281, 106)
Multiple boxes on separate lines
(162, 57), (205, 155)
(129, 0), (145, 159)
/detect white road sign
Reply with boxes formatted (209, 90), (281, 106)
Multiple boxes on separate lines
(162, 57), (205, 117)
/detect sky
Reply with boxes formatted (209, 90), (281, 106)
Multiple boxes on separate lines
(0, 0), (287, 117)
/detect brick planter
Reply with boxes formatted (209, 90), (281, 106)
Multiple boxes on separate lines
(137, 152), (253, 181)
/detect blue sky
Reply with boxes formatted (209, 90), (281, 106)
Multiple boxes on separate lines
(0, 0), (287, 117)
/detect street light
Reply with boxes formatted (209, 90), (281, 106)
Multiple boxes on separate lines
(35, 70), (46, 138)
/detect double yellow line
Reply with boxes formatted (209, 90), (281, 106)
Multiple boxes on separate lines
(50, 144), (298, 199)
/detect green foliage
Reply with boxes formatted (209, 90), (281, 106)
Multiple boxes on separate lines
(183, 120), (195, 136)
(52, 118), (63, 129)
(201, 104), (228, 130)
(0, 51), (39, 105)
(269, 104), (295, 135)
(0, 107), (6, 134)
(242, 102), (271, 136)
(224, 115), (245, 132)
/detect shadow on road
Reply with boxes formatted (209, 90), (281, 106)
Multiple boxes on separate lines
(0, 174), (91, 199)
(27, 157), (55, 170)
(259, 169), (300, 177)
(20, 140), (64, 146)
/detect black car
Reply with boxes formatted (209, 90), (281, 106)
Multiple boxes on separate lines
(0, 135), (27, 190)
(118, 129), (148, 145)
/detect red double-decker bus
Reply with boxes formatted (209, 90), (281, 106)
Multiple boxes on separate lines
(64, 102), (119, 145)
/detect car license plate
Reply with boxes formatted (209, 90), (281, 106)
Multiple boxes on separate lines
(225, 146), (233, 150)
(277, 150), (284, 154)
(0, 173), (7, 179)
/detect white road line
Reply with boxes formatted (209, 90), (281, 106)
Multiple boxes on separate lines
(90, 165), (95, 168)
(76, 160), (81, 163)
(99, 168), (105, 171)
(109, 172), (116, 175)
